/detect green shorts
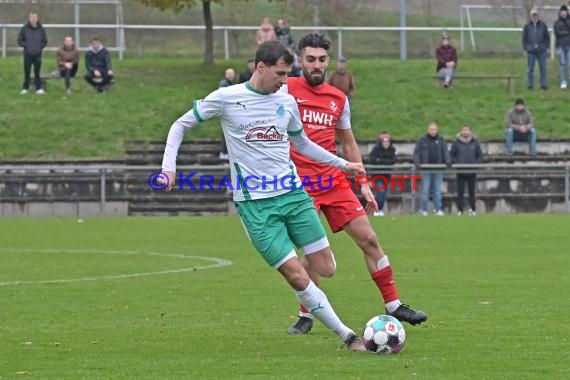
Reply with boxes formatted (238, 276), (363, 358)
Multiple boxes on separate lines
(235, 189), (327, 267)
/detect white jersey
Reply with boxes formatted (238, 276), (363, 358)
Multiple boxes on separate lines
(163, 83), (306, 201)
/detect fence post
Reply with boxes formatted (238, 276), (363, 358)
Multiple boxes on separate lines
(550, 30), (555, 60)
(2, 25), (6, 58)
(224, 28), (229, 60)
(410, 165), (416, 215)
(564, 165), (570, 212)
(100, 167), (107, 215)
(337, 28), (342, 58)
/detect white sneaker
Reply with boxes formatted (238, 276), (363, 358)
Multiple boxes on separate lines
(561, 81), (567, 89)
(20, 89), (29, 95)
(420, 210), (428, 216)
(457, 211), (463, 216)
(36, 89), (46, 95)
(373, 210), (385, 217)
(468, 209), (477, 216)
(66, 89), (72, 95)
(435, 210), (444, 216)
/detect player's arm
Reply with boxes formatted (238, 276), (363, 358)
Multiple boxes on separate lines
(335, 98), (378, 213)
(161, 91), (223, 191)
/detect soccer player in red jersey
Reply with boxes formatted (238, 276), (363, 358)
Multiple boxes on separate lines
(285, 33), (428, 334)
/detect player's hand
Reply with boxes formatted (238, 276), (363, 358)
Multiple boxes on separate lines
(360, 184), (379, 214)
(343, 162), (366, 176)
(158, 171), (176, 192)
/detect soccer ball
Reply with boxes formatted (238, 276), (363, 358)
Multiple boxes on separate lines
(362, 315), (406, 354)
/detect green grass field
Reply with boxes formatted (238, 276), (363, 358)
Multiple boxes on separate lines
(1, 56), (570, 161)
(1, 215), (568, 379)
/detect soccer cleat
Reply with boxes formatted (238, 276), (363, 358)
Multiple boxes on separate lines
(388, 304), (428, 326)
(343, 332), (367, 352)
(287, 316), (313, 335)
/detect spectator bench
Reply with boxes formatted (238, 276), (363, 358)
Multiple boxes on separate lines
(433, 75), (518, 95)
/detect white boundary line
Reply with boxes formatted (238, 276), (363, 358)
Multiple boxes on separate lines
(0, 248), (233, 286)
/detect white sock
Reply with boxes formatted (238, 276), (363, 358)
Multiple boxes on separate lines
(376, 255), (390, 270)
(295, 280), (353, 341)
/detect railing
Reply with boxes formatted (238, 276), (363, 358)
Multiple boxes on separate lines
(1, 163), (569, 215)
(0, 24), (559, 60)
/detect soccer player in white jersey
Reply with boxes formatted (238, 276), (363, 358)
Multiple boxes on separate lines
(158, 41), (367, 351)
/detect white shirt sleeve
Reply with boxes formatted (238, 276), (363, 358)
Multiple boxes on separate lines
(289, 132), (348, 170)
(336, 97), (352, 130)
(287, 99), (304, 136)
(162, 90), (224, 172)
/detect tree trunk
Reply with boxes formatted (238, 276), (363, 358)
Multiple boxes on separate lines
(203, 0), (214, 65)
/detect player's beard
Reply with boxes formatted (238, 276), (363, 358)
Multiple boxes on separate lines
(303, 69), (326, 86)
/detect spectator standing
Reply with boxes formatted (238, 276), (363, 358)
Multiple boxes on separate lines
(413, 122), (451, 216)
(369, 133), (397, 217)
(17, 12), (47, 95)
(522, 8), (550, 90)
(435, 35), (458, 89)
(218, 67), (235, 88)
(554, 5), (570, 89)
(275, 19), (295, 50)
(450, 125), (483, 216)
(84, 37), (114, 93)
(256, 17), (276, 45)
(327, 57), (355, 99)
(505, 98), (537, 156)
(57, 36), (80, 94)
(239, 58), (255, 83)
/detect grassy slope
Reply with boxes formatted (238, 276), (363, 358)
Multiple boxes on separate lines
(0, 215), (568, 379)
(1, 56), (568, 160)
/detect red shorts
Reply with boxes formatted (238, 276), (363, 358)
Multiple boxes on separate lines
(307, 177), (366, 233)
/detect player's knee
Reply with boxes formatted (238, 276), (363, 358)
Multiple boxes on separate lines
(318, 260), (336, 278)
(359, 230), (380, 252)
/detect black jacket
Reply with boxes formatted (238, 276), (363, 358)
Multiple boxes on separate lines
(85, 46), (112, 73)
(369, 142), (396, 177)
(450, 134), (483, 164)
(17, 22), (47, 55)
(522, 20), (550, 53)
(554, 16), (570, 48)
(413, 134), (451, 165)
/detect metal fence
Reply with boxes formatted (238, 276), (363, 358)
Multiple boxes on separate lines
(0, 24), (560, 60)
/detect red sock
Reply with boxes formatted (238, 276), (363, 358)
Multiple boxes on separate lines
(371, 266), (399, 303)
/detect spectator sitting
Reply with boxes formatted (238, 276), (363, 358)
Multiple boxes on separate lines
(218, 68), (235, 88)
(523, 8), (550, 90)
(57, 36), (79, 94)
(238, 58), (255, 83)
(450, 125), (483, 216)
(256, 17), (276, 45)
(369, 132), (397, 217)
(275, 19), (295, 50)
(435, 35), (457, 89)
(553, 4), (570, 89)
(327, 56), (355, 99)
(413, 122), (451, 216)
(505, 98), (537, 156)
(84, 37), (114, 93)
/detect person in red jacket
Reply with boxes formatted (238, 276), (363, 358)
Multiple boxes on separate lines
(436, 35), (458, 89)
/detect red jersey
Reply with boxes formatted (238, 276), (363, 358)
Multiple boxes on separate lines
(287, 77), (351, 190)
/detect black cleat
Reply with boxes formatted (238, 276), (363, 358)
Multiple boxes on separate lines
(343, 332), (367, 352)
(388, 304), (428, 326)
(287, 316), (314, 335)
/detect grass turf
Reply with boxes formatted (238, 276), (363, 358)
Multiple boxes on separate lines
(1, 56), (569, 160)
(0, 215), (568, 379)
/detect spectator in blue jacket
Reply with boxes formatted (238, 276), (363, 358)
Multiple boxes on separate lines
(450, 125), (483, 216)
(522, 8), (550, 90)
(413, 122), (451, 216)
(84, 37), (114, 93)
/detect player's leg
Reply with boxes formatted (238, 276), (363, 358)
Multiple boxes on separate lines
(343, 215), (428, 325)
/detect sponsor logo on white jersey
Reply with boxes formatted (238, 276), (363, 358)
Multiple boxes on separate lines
(245, 126), (283, 142)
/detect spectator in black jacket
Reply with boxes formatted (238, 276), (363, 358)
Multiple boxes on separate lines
(554, 5), (570, 89)
(17, 12), (48, 95)
(523, 8), (550, 90)
(239, 58), (255, 83)
(450, 125), (483, 216)
(369, 133), (396, 217)
(413, 122), (450, 216)
(84, 37), (114, 93)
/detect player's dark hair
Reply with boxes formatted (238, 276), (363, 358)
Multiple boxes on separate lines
(255, 41), (294, 67)
(297, 33), (331, 53)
